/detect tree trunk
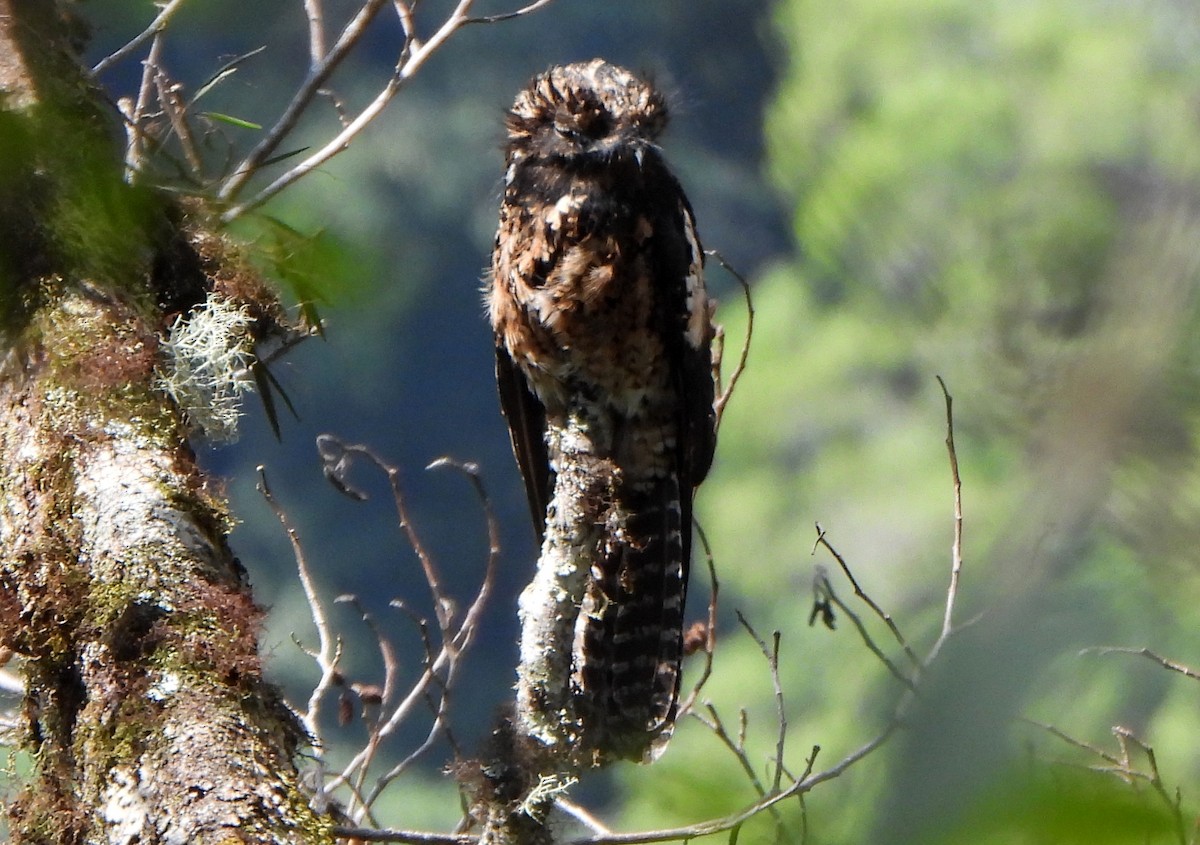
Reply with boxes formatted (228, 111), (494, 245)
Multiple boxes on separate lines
(0, 2), (326, 841)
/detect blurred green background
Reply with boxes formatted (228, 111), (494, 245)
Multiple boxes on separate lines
(75, 0), (1200, 841)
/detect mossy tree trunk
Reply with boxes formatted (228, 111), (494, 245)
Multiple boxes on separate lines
(0, 2), (326, 842)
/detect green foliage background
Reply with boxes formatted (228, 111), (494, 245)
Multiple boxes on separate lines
(633, 1), (1200, 842)
(64, 0), (1200, 842)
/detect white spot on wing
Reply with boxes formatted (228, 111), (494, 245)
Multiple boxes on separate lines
(681, 205), (709, 349)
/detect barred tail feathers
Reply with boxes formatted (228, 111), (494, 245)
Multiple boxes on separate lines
(578, 474), (687, 760)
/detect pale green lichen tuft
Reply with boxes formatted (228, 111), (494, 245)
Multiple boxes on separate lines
(157, 293), (256, 442)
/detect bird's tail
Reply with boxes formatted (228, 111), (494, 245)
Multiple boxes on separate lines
(577, 474), (687, 761)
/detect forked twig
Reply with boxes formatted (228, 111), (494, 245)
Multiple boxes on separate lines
(257, 466), (341, 752)
(734, 612), (788, 795)
(566, 724), (899, 845)
(811, 569), (917, 693)
(708, 249), (754, 425)
(1026, 719), (1189, 845)
(218, 0), (559, 220)
(335, 363), (970, 845)
(296, 437), (499, 823)
(812, 525), (920, 669)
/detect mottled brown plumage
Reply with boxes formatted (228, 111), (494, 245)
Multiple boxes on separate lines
(487, 60), (716, 760)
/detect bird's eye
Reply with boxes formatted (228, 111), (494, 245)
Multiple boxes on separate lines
(554, 122), (583, 143)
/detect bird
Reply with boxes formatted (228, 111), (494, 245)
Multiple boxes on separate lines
(486, 59), (717, 760)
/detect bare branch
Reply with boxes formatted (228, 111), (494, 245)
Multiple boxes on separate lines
(307, 443), (497, 814)
(708, 249), (754, 425)
(329, 828), (474, 844)
(426, 456), (502, 653)
(258, 466), (340, 752)
(1027, 719), (1189, 845)
(795, 746), (820, 845)
(676, 521), (719, 717)
(812, 569), (917, 693)
(304, 0), (327, 64)
(1022, 718), (1125, 768)
(564, 723), (898, 845)
(121, 31), (166, 180)
(463, 0), (558, 24)
(1081, 646), (1200, 682)
(733, 613), (788, 796)
(219, 0), (559, 221)
(812, 526), (920, 668)
(154, 68), (204, 177)
(329, 594), (402, 824)
(1112, 727), (1188, 845)
(692, 703), (767, 800)
(216, 0), (389, 207)
(92, 0), (190, 75)
(555, 798), (614, 836)
(388, 466), (450, 633)
(926, 375), (964, 664)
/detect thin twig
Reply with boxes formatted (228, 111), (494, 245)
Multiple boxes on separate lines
(676, 521), (719, 717)
(392, 0), (419, 63)
(812, 572), (917, 694)
(154, 69), (204, 177)
(364, 686), (453, 809)
(795, 747), (820, 845)
(686, 702), (788, 838)
(330, 594), (399, 825)
(462, 0), (558, 24)
(812, 526), (920, 669)
(217, 0), (391, 206)
(122, 31), (166, 181)
(426, 457), (502, 654)
(566, 723), (899, 845)
(734, 612), (788, 796)
(926, 375), (964, 664)
(708, 249), (754, 425)
(1021, 718), (1124, 767)
(220, 0), (558, 220)
(313, 447), (497, 807)
(387, 465), (451, 632)
(1080, 646), (1200, 682)
(92, 0), (190, 75)
(1029, 718), (1188, 845)
(1112, 727), (1188, 845)
(692, 704), (768, 801)
(555, 799), (613, 836)
(257, 467), (341, 752)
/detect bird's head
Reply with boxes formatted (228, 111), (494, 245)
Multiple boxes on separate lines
(505, 59), (668, 167)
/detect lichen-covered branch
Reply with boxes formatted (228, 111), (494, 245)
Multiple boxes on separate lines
(0, 2), (326, 841)
(470, 416), (612, 844)
(514, 415), (610, 760)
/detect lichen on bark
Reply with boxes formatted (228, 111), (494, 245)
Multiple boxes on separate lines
(0, 1), (327, 841)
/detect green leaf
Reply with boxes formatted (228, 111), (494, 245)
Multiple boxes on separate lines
(202, 112), (262, 130)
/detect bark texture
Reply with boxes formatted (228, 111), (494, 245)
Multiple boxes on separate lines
(0, 2), (326, 842)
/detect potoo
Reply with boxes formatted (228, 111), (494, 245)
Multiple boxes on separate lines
(487, 59), (716, 760)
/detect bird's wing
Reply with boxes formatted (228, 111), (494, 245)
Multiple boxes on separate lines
(495, 342), (552, 544)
